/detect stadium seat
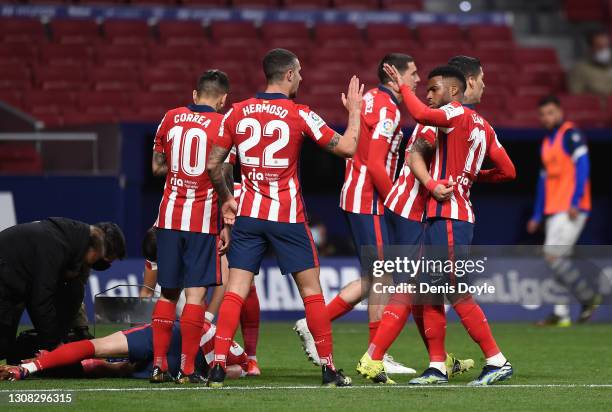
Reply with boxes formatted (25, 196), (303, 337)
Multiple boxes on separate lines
(467, 25), (513, 49)
(35, 66), (86, 91)
(282, 0), (331, 9)
(209, 21), (259, 47)
(0, 65), (32, 90)
(157, 21), (206, 46)
(0, 18), (46, 44)
(565, 0), (607, 22)
(51, 19), (100, 45)
(513, 47), (559, 70)
(94, 44), (149, 68)
(0, 90), (23, 108)
(416, 24), (464, 46)
(261, 21), (310, 41)
(0, 44), (37, 64)
(140, 68), (193, 93)
(148, 45), (203, 70)
(180, 0), (227, 6)
(332, 0), (380, 10)
(89, 67), (141, 91)
(39, 44), (92, 66)
(23, 91), (75, 114)
(366, 23), (413, 44)
(381, 0), (423, 11)
(314, 23), (361, 44)
(103, 19), (152, 45)
(77, 91), (130, 112)
(0, 143), (43, 173)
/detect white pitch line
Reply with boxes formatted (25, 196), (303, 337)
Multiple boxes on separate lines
(1, 384), (612, 393)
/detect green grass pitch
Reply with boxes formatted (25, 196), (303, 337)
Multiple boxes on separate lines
(1, 322), (611, 411)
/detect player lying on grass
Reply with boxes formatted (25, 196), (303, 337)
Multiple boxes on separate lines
(0, 321), (247, 382)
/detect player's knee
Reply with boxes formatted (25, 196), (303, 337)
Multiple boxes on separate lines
(184, 286), (207, 304)
(160, 288), (181, 302)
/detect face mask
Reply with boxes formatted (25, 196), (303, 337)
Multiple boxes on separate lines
(594, 48), (611, 65)
(92, 259), (111, 271)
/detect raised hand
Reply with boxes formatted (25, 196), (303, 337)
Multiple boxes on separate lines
(383, 63), (404, 92)
(341, 75), (365, 113)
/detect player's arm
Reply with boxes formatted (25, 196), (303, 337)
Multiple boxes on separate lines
(367, 138), (394, 200)
(477, 134), (516, 183)
(383, 64), (454, 127)
(408, 137), (454, 202)
(140, 261), (157, 298)
(325, 75), (364, 157)
(27, 261), (64, 350)
(152, 114), (169, 176)
(565, 129), (590, 219)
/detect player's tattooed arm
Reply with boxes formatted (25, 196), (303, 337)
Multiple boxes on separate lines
(207, 144), (233, 202)
(152, 152), (168, 176)
(221, 163), (234, 193)
(326, 133), (341, 150)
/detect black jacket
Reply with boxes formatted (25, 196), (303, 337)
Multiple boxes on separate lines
(0, 217), (91, 349)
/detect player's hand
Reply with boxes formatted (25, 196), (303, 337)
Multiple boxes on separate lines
(568, 207), (579, 220)
(218, 224), (231, 255)
(383, 63), (404, 92)
(341, 75), (364, 113)
(428, 177), (455, 202)
(221, 198), (237, 225)
(526, 219), (540, 234)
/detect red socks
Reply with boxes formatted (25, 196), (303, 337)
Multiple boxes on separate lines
(180, 303), (204, 375)
(368, 293), (411, 360)
(422, 305), (447, 362)
(240, 285), (260, 357)
(35, 340), (95, 371)
(213, 292), (244, 369)
(454, 297), (499, 357)
(368, 321), (380, 345)
(304, 294), (335, 370)
(326, 295), (354, 321)
(152, 299), (176, 370)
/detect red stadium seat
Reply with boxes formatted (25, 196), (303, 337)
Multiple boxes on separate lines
(381, 0), (422, 11)
(0, 44), (37, 64)
(416, 24), (464, 44)
(0, 143), (43, 173)
(209, 21), (258, 47)
(283, 0), (331, 9)
(34, 66), (86, 91)
(261, 22), (310, 41)
(0, 18), (46, 44)
(180, 0), (227, 6)
(51, 19), (100, 45)
(565, 0), (607, 22)
(89, 67), (141, 91)
(94, 44), (149, 68)
(0, 65), (32, 90)
(0, 90), (23, 108)
(367, 23), (413, 43)
(466, 25), (513, 49)
(148, 45), (203, 70)
(39, 44), (92, 66)
(23, 91), (75, 112)
(332, 0), (380, 10)
(157, 21), (206, 46)
(104, 19), (152, 45)
(77, 91), (130, 111)
(513, 47), (559, 69)
(314, 23), (361, 43)
(307, 47), (362, 70)
(141, 68), (193, 93)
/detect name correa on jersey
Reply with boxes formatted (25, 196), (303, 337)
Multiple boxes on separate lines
(216, 93), (336, 223)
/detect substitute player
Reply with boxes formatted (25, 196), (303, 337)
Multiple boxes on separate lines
(206, 48), (363, 387)
(294, 53), (419, 375)
(527, 95), (598, 326)
(149, 70), (233, 384)
(0, 322), (247, 382)
(379, 63), (516, 386)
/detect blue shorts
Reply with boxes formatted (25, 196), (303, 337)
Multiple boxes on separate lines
(384, 207), (425, 246)
(122, 322), (205, 379)
(344, 211), (389, 272)
(227, 216), (319, 275)
(156, 228), (221, 289)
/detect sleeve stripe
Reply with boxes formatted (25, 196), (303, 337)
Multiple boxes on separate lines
(572, 145), (588, 161)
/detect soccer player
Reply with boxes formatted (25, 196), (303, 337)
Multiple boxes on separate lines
(0, 321), (247, 382)
(381, 63), (516, 386)
(205, 48), (363, 387)
(149, 70), (234, 384)
(527, 95), (598, 326)
(294, 53), (419, 375)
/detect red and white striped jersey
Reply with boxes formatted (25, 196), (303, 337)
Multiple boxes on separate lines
(426, 102), (505, 223)
(340, 86), (403, 215)
(216, 93), (336, 223)
(384, 123), (437, 221)
(154, 104), (223, 234)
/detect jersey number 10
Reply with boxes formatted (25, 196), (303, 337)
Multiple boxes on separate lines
(167, 126), (208, 177)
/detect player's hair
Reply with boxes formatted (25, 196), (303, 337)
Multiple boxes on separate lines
(378, 53), (414, 84)
(263, 48), (299, 83)
(538, 95), (561, 108)
(196, 70), (230, 98)
(586, 28), (609, 47)
(142, 227), (157, 263)
(94, 222), (127, 260)
(448, 55), (482, 78)
(428, 65), (467, 92)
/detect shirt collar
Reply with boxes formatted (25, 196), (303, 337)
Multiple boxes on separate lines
(464, 103), (476, 110)
(188, 104), (216, 113)
(377, 84), (399, 106)
(255, 92), (289, 100)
